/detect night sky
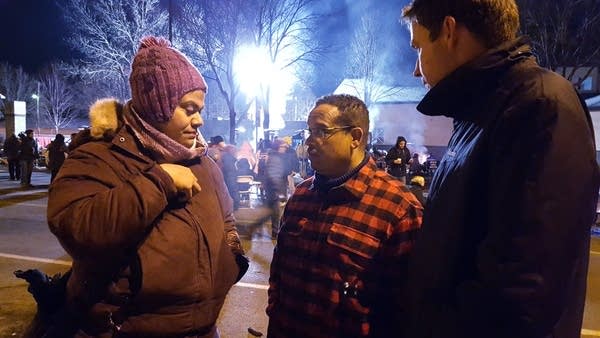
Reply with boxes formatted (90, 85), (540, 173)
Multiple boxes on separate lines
(0, 0), (72, 73)
(0, 0), (415, 93)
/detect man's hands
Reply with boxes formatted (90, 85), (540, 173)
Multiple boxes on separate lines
(159, 163), (202, 201)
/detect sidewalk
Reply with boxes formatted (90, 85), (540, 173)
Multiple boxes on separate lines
(0, 167), (51, 188)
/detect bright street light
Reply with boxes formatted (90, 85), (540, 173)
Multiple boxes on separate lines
(233, 44), (297, 144)
(31, 84), (40, 137)
(0, 93), (5, 100)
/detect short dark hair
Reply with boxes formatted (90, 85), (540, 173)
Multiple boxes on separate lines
(313, 94), (370, 146)
(210, 135), (224, 144)
(402, 0), (519, 48)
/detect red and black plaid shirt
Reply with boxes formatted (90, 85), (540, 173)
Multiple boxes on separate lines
(267, 158), (422, 338)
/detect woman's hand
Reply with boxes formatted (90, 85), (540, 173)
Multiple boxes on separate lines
(159, 163), (202, 201)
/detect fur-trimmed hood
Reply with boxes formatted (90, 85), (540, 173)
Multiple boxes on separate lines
(89, 98), (122, 139)
(68, 99), (123, 151)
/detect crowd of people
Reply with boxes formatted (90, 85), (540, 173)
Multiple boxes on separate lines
(7, 0), (600, 337)
(3, 129), (39, 188)
(2, 131), (70, 187)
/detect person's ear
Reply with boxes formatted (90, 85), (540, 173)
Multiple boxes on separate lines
(350, 127), (364, 149)
(441, 15), (459, 49)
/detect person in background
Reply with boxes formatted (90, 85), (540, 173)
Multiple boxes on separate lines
(264, 139), (290, 238)
(385, 136), (412, 183)
(267, 94), (422, 337)
(47, 133), (68, 183)
(18, 129), (38, 188)
(206, 136), (239, 209)
(4, 133), (21, 181)
(408, 175), (426, 207)
(236, 140), (257, 171)
(295, 139), (310, 178)
(282, 136), (300, 196)
(67, 132), (79, 152)
(401, 1), (600, 337)
(47, 36), (247, 337)
(408, 152), (425, 181)
(255, 139), (270, 200)
(222, 143), (240, 209)
(207, 135), (225, 166)
(236, 157), (256, 179)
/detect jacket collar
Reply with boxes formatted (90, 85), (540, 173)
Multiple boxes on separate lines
(312, 157), (378, 205)
(417, 36), (533, 121)
(85, 98), (152, 163)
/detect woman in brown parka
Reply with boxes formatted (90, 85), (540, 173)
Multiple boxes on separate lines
(47, 36), (248, 337)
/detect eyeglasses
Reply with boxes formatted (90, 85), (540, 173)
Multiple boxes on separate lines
(307, 126), (354, 139)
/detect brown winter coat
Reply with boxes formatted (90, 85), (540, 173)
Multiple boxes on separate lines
(47, 100), (245, 337)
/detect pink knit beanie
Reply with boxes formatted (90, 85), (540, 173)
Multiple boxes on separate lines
(129, 36), (207, 123)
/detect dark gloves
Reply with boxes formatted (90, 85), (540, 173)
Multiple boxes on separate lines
(235, 253), (250, 282)
(224, 229), (249, 282)
(14, 269), (71, 314)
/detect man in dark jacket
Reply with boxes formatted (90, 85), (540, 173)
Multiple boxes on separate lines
(47, 133), (68, 183)
(4, 133), (21, 180)
(19, 129), (38, 188)
(401, 1), (600, 338)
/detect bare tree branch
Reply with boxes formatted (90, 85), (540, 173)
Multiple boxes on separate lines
(176, 0), (254, 144)
(519, 0), (600, 86)
(346, 9), (403, 106)
(253, 0), (325, 129)
(0, 62), (37, 120)
(39, 64), (79, 134)
(60, 0), (167, 100)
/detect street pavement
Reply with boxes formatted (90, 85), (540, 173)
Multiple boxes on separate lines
(0, 168), (599, 337)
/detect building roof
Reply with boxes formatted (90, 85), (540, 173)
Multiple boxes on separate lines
(586, 95), (600, 109)
(333, 78), (427, 104)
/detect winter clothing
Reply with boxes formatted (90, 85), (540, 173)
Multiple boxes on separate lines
(129, 36), (207, 123)
(410, 175), (425, 188)
(267, 155), (422, 338)
(19, 131), (38, 187)
(47, 99), (247, 336)
(408, 153), (425, 179)
(264, 148), (290, 236)
(408, 176), (426, 207)
(47, 134), (68, 183)
(404, 37), (600, 338)
(4, 133), (21, 180)
(18, 131), (38, 161)
(408, 184), (426, 208)
(4, 133), (21, 160)
(236, 158), (256, 179)
(221, 145), (240, 209)
(385, 137), (411, 179)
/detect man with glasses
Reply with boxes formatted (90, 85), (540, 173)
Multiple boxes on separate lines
(266, 94), (423, 337)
